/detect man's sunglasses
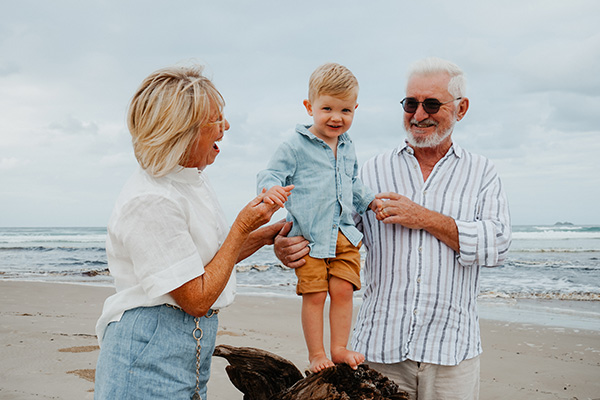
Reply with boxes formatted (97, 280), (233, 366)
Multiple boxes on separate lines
(400, 97), (462, 114)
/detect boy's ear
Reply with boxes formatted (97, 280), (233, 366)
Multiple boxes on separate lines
(303, 99), (313, 116)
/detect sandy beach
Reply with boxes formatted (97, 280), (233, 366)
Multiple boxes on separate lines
(1, 281), (599, 400)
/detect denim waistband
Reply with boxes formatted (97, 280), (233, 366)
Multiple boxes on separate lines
(164, 303), (219, 319)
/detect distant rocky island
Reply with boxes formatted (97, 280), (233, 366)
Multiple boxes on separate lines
(554, 221), (574, 226)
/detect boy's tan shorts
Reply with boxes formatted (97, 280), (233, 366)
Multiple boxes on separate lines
(295, 231), (361, 295)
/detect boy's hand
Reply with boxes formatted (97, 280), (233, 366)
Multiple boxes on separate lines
(369, 198), (383, 215)
(260, 185), (294, 208)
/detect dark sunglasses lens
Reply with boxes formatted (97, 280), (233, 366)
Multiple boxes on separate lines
(423, 99), (442, 114)
(402, 98), (419, 113)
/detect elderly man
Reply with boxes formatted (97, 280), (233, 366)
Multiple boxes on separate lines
(274, 57), (511, 399)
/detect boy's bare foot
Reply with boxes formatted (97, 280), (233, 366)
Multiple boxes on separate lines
(309, 354), (335, 373)
(331, 348), (365, 369)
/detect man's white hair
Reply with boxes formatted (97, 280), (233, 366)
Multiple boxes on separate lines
(407, 57), (466, 98)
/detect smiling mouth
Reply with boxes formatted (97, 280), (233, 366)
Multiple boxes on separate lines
(411, 118), (437, 129)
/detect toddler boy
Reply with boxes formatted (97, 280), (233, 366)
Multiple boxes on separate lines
(257, 63), (380, 373)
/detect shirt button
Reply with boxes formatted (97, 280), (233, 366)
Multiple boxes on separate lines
(417, 277), (422, 283)
(418, 247), (422, 252)
(423, 190), (427, 196)
(414, 309), (418, 315)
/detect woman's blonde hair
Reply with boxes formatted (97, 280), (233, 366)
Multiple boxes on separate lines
(127, 64), (225, 177)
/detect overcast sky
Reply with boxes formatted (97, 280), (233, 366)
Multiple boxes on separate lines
(1, 0), (599, 227)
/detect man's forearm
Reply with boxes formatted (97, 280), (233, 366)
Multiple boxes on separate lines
(421, 208), (460, 252)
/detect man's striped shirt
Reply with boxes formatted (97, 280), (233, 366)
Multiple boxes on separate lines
(351, 142), (511, 366)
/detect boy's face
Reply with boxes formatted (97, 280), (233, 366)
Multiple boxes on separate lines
(303, 93), (358, 147)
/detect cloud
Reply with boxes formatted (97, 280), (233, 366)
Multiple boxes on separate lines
(515, 34), (600, 95)
(0, 157), (27, 170)
(1, 0), (599, 226)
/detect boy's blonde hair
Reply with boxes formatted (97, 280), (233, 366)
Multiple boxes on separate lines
(127, 64), (225, 177)
(308, 63), (359, 102)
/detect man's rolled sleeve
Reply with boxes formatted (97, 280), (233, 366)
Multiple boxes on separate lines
(456, 220), (510, 267)
(455, 170), (511, 267)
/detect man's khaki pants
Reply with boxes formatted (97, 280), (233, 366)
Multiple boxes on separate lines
(367, 356), (480, 400)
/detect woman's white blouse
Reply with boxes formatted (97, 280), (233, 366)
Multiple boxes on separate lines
(96, 166), (235, 345)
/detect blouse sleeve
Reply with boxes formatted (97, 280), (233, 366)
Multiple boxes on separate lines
(116, 194), (205, 298)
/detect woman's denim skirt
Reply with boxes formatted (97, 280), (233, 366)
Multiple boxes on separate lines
(95, 304), (218, 400)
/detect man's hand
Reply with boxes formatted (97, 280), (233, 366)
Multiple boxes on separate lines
(376, 192), (427, 229)
(273, 221), (309, 269)
(376, 192), (460, 252)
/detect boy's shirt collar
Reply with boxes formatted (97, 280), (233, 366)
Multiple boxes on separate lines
(296, 124), (351, 144)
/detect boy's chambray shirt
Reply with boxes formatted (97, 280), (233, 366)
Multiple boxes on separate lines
(257, 124), (375, 258)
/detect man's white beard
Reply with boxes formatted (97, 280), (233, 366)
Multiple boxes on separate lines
(406, 118), (454, 148)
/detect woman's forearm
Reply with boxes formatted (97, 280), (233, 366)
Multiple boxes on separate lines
(170, 224), (249, 316)
(237, 220), (285, 263)
(170, 199), (284, 317)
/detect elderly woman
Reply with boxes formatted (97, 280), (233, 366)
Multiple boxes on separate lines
(94, 65), (292, 399)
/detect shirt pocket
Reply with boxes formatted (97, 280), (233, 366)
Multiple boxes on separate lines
(340, 156), (357, 210)
(343, 154), (357, 178)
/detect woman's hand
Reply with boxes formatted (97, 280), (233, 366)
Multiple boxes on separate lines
(237, 219), (286, 263)
(172, 188), (292, 317)
(232, 185), (293, 236)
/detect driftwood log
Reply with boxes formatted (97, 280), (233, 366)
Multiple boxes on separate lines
(213, 345), (409, 400)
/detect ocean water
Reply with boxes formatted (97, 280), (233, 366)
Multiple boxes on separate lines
(1, 225), (599, 301)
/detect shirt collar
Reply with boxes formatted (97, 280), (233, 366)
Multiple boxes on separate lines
(296, 124), (351, 144)
(164, 166), (204, 183)
(395, 140), (463, 159)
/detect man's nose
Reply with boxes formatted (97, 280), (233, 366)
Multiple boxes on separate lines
(413, 103), (430, 119)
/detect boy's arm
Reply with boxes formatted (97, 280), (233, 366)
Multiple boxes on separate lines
(261, 185), (294, 208)
(256, 142), (297, 195)
(369, 198), (383, 213)
(350, 156), (376, 214)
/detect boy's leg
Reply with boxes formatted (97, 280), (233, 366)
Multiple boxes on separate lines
(327, 232), (364, 369)
(296, 254), (331, 373)
(301, 291), (334, 372)
(328, 276), (364, 369)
